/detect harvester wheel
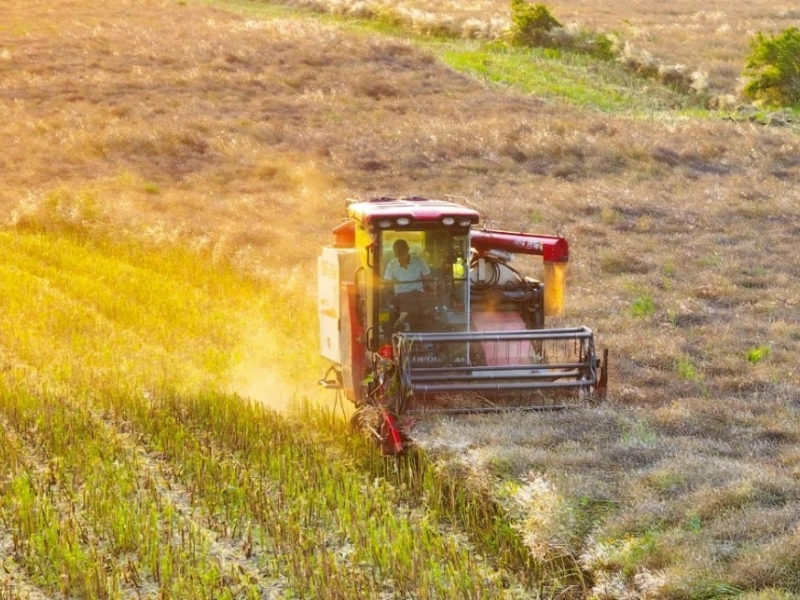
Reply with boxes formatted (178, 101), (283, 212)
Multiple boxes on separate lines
(349, 407), (404, 455)
(349, 407), (378, 437)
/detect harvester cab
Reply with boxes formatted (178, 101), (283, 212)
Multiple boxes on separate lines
(318, 196), (607, 453)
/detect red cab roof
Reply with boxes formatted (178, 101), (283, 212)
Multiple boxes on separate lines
(346, 196), (480, 227)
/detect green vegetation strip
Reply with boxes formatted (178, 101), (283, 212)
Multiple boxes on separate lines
(441, 46), (688, 112)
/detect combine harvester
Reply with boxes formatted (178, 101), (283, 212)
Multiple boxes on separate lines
(318, 196), (607, 453)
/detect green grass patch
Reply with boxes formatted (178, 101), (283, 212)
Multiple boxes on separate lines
(441, 45), (686, 112)
(630, 294), (656, 318)
(746, 344), (771, 364)
(676, 355), (701, 382)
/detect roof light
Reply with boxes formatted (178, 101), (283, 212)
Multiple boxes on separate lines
(442, 217), (455, 226)
(458, 218), (473, 227)
(377, 219), (393, 228)
(396, 217), (411, 226)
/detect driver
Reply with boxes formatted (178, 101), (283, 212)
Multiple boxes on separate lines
(384, 239), (431, 331)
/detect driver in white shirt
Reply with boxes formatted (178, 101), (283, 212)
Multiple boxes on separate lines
(384, 239), (431, 331)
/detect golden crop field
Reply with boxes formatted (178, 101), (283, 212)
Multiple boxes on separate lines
(1, 0), (800, 598)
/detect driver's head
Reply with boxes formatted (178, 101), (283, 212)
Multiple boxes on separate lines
(392, 239), (410, 258)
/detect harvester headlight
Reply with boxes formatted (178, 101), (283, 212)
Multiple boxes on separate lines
(377, 219), (393, 228)
(458, 218), (473, 227)
(442, 217), (455, 226)
(396, 217), (411, 226)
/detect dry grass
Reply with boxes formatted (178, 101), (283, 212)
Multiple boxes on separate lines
(3, 0), (800, 596)
(414, 393), (800, 596)
(0, 0), (344, 271)
(278, 0), (799, 98)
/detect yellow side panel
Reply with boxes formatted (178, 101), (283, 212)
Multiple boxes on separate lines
(543, 262), (566, 317)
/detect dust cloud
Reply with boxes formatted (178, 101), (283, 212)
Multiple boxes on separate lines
(230, 345), (351, 422)
(232, 363), (301, 414)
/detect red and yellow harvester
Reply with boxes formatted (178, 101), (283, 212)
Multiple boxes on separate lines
(318, 196), (607, 453)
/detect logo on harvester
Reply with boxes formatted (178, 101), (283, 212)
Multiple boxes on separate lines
(514, 240), (542, 252)
(412, 355), (438, 363)
(412, 344), (438, 364)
